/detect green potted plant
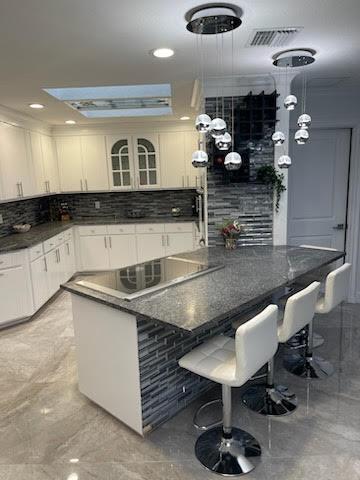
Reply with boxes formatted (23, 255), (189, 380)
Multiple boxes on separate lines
(257, 165), (286, 212)
(219, 218), (243, 250)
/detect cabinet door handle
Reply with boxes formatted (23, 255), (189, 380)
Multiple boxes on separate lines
(182, 176), (185, 187)
(167, 234), (170, 246)
(48, 180), (51, 192)
(16, 183), (21, 197)
(85, 179), (88, 191)
(58, 248), (61, 263)
(44, 181), (48, 193)
(187, 175), (190, 187)
(104, 236), (107, 249)
(161, 234), (165, 247)
(44, 257), (48, 272)
(109, 236), (112, 249)
(80, 179), (83, 191)
(67, 243), (70, 255)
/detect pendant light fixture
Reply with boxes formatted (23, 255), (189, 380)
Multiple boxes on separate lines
(186, 4), (242, 169)
(272, 48), (316, 168)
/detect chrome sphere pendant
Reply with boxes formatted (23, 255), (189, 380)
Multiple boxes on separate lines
(272, 131), (285, 146)
(209, 118), (227, 138)
(215, 132), (232, 151)
(278, 155), (292, 169)
(284, 94), (298, 111)
(295, 129), (309, 145)
(224, 151), (242, 171)
(297, 113), (311, 129)
(192, 150), (209, 168)
(195, 114), (211, 133)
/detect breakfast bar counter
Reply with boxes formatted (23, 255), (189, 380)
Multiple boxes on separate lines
(63, 245), (344, 435)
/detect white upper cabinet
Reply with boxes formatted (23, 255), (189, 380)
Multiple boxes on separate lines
(29, 132), (59, 195)
(41, 134), (59, 193)
(106, 136), (134, 190)
(0, 122), (36, 200)
(160, 132), (186, 188)
(56, 135), (109, 192)
(56, 136), (83, 192)
(160, 130), (202, 189)
(106, 134), (160, 190)
(133, 134), (160, 188)
(80, 136), (109, 191)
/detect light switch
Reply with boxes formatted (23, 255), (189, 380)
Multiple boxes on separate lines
(95, 201), (100, 209)
(0, 214), (3, 224)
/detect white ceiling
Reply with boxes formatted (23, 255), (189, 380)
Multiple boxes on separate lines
(0, 0), (359, 125)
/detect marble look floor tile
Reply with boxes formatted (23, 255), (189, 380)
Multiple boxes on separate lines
(0, 293), (359, 480)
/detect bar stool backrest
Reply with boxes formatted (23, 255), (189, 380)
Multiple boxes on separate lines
(317, 263), (352, 313)
(278, 282), (321, 343)
(235, 305), (278, 385)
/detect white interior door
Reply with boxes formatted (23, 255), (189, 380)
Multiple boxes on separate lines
(288, 128), (350, 250)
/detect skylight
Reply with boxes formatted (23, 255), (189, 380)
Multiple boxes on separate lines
(43, 84), (173, 118)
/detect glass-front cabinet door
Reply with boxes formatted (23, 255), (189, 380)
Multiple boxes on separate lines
(106, 136), (134, 190)
(133, 134), (160, 188)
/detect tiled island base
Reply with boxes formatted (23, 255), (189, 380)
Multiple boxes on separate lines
(71, 293), (243, 435)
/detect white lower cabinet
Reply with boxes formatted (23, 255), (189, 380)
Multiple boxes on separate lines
(136, 233), (165, 263)
(79, 235), (109, 271)
(108, 235), (138, 268)
(30, 255), (50, 311)
(165, 232), (194, 256)
(0, 264), (33, 324)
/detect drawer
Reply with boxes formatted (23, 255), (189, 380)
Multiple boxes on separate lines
(136, 224), (165, 234)
(29, 243), (44, 262)
(164, 222), (194, 233)
(55, 233), (65, 244)
(78, 225), (108, 236)
(0, 251), (25, 270)
(64, 228), (73, 241)
(108, 224), (136, 235)
(43, 237), (58, 253)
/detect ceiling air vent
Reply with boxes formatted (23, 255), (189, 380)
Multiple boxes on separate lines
(247, 27), (303, 47)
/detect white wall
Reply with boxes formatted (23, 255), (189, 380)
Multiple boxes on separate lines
(291, 83), (360, 303)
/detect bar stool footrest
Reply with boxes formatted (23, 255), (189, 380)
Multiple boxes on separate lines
(193, 399), (223, 431)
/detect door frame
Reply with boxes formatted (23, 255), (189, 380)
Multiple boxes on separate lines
(288, 123), (360, 303)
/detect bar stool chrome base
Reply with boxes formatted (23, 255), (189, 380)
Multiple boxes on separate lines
(283, 353), (334, 379)
(242, 384), (297, 416)
(195, 426), (261, 476)
(286, 331), (324, 350)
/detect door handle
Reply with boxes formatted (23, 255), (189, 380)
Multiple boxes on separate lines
(57, 248), (61, 263)
(109, 236), (112, 249)
(67, 243), (70, 255)
(333, 223), (345, 230)
(104, 236), (107, 248)
(16, 183), (21, 197)
(161, 234), (165, 247)
(44, 257), (48, 272)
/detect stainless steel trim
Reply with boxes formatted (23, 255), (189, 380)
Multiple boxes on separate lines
(76, 259), (224, 301)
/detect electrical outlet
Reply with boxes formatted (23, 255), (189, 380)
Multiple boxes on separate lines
(0, 214), (3, 224)
(182, 386), (186, 393)
(95, 201), (100, 209)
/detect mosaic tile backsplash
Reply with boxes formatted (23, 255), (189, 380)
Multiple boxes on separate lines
(0, 190), (196, 238)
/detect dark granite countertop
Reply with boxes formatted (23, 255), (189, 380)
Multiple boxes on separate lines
(0, 216), (197, 253)
(62, 245), (344, 333)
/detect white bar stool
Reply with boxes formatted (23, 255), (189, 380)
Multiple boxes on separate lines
(283, 245), (338, 350)
(179, 305), (278, 476)
(284, 263), (351, 379)
(242, 282), (320, 416)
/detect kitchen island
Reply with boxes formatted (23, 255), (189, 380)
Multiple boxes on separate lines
(63, 245), (343, 435)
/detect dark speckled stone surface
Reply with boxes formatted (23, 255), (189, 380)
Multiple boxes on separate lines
(63, 245), (344, 332)
(0, 216), (196, 253)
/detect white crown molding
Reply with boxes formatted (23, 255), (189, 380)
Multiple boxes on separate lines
(0, 103), (51, 134)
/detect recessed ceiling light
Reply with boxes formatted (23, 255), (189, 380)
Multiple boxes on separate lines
(152, 48), (174, 58)
(29, 103), (44, 109)
(65, 120), (76, 124)
(180, 116), (190, 120)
